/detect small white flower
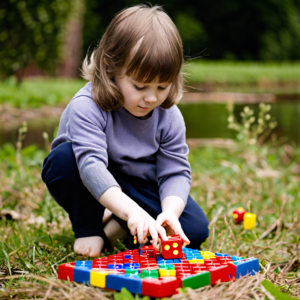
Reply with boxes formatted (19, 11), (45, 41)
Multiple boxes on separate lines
(265, 114), (271, 120)
(258, 118), (264, 124)
(228, 116), (234, 123)
(244, 106), (250, 113)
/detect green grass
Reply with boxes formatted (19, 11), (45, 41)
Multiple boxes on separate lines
(185, 60), (300, 85)
(0, 123), (300, 298)
(0, 77), (85, 109)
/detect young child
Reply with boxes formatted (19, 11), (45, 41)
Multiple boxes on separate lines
(41, 4), (209, 257)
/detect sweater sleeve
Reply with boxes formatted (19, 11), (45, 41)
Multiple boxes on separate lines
(68, 96), (120, 200)
(156, 106), (192, 205)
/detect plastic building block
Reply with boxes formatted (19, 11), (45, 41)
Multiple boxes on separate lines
(232, 207), (246, 224)
(90, 270), (113, 288)
(141, 269), (159, 278)
(159, 269), (176, 277)
(57, 249), (259, 297)
(235, 258), (259, 279)
(73, 266), (91, 284)
(141, 277), (179, 298)
(182, 271), (211, 289)
(58, 262), (75, 281)
(125, 269), (140, 276)
(160, 234), (183, 259)
(243, 213), (257, 229)
(106, 274), (142, 294)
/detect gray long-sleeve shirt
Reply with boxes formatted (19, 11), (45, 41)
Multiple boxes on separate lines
(51, 82), (192, 204)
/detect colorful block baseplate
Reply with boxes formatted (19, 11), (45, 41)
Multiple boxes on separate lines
(58, 247), (259, 298)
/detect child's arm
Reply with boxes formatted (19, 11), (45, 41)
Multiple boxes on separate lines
(156, 106), (192, 243)
(98, 186), (168, 247)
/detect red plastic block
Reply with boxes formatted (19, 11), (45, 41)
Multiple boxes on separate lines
(58, 262), (75, 281)
(160, 234), (183, 259)
(232, 207), (246, 224)
(206, 264), (236, 285)
(142, 277), (179, 298)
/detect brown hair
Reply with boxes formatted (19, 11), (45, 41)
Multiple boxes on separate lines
(81, 4), (184, 111)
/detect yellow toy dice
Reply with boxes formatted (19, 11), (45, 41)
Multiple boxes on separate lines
(243, 213), (256, 229)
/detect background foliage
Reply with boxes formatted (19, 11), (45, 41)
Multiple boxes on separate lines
(0, 0), (71, 78)
(1, 0), (300, 78)
(83, 0), (300, 61)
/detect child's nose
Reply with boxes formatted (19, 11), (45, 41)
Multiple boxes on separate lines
(144, 94), (157, 103)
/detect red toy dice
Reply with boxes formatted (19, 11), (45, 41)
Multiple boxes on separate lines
(160, 234), (183, 259)
(232, 207), (246, 224)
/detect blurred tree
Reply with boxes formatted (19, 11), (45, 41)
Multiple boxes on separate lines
(82, 0), (300, 61)
(0, 0), (71, 80)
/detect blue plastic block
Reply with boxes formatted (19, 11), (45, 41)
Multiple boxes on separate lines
(139, 250), (143, 255)
(236, 258), (259, 279)
(75, 260), (92, 268)
(185, 256), (194, 260)
(108, 264), (123, 269)
(73, 267), (91, 284)
(173, 259), (181, 263)
(230, 256), (239, 261)
(106, 274), (142, 294)
(165, 259), (174, 264)
(124, 263), (140, 269)
(124, 255), (131, 259)
(157, 260), (166, 265)
(156, 257), (164, 261)
(215, 253), (229, 257)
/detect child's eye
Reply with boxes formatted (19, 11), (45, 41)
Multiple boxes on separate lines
(133, 85), (145, 91)
(133, 84), (166, 91)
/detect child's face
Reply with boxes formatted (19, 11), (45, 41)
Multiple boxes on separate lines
(114, 68), (172, 120)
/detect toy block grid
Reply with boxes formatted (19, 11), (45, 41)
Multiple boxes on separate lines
(58, 245), (259, 297)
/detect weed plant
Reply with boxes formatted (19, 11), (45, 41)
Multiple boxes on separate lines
(0, 105), (300, 299)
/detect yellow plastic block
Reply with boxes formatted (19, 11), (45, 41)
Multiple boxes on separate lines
(90, 270), (112, 288)
(159, 269), (176, 277)
(244, 213), (256, 230)
(195, 259), (204, 264)
(188, 259), (197, 263)
(188, 259), (204, 264)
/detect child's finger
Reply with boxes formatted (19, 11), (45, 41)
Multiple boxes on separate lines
(130, 224), (137, 236)
(143, 221), (149, 241)
(155, 223), (167, 241)
(148, 223), (158, 248)
(137, 220), (145, 244)
(176, 227), (190, 244)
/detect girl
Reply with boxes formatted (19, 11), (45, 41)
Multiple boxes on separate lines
(42, 4), (209, 257)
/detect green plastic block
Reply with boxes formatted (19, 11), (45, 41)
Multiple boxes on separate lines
(166, 265), (175, 270)
(125, 269), (141, 277)
(182, 272), (211, 289)
(142, 269), (159, 279)
(158, 265), (167, 269)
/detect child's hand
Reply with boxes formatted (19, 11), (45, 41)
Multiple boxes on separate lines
(156, 211), (190, 245)
(127, 210), (167, 248)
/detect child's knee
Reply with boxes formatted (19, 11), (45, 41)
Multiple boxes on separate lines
(42, 142), (77, 186)
(188, 224), (209, 249)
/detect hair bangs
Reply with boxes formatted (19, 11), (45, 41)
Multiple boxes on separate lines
(125, 29), (182, 84)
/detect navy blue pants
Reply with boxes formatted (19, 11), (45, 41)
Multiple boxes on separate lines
(41, 142), (209, 250)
